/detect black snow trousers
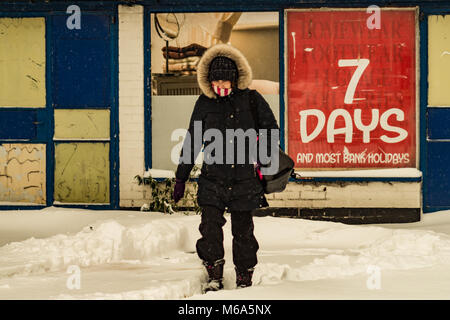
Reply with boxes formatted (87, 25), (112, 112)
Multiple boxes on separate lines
(196, 205), (259, 271)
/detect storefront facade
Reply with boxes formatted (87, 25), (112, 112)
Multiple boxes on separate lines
(0, 0), (449, 223)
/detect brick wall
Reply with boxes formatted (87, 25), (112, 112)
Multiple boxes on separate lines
(265, 181), (421, 209)
(146, 180), (421, 211)
(118, 5), (146, 208)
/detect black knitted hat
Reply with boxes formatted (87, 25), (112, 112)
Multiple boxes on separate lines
(208, 56), (238, 83)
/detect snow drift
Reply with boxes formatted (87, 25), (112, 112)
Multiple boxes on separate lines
(0, 208), (450, 299)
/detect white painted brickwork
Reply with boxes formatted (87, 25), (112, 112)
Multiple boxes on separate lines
(129, 179), (420, 209)
(118, 5), (146, 208)
(267, 181), (421, 208)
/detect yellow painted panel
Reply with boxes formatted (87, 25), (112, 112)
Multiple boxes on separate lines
(428, 15), (450, 106)
(0, 144), (46, 204)
(0, 18), (46, 108)
(54, 109), (110, 140)
(54, 143), (109, 203)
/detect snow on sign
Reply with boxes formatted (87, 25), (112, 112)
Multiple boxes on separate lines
(287, 9), (416, 169)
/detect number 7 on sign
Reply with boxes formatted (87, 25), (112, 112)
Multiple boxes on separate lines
(338, 59), (369, 104)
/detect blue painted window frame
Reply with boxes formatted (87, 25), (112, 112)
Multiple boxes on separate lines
(0, 11), (53, 210)
(0, 4), (119, 210)
(7, 0), (450, 212)
(50, 10), (119, 210)
(419, 7), (450, 213)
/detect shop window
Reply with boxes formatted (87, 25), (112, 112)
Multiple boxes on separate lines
(149, 11), (280, 171)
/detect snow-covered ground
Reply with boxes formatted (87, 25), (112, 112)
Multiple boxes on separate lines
(0, 206), (449, 300)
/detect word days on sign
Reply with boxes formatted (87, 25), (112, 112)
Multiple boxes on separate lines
(299, 106), (408, 144)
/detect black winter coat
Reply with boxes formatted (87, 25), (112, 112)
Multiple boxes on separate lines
(175, 88), (279, 212)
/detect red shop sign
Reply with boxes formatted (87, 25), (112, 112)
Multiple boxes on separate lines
(287, 9), (416, 168)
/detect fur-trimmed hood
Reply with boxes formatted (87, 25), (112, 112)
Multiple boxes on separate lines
(197, 44), (252, 99)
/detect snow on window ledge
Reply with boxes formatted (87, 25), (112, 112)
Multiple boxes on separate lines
(144, 168), (422, 180)
(143, 169), (175, 179)
(294, 168), (422, 178)
(143, 169), (200, 179)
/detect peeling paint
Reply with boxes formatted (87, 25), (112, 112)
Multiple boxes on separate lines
(54, 109), (110, 140)
(0, 17), (46, 107)
(0, 144), (46, 204)
(54, 143), (109, 204)
(429, 15), (450, 106)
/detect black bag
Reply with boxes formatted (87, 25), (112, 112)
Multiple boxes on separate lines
(249, 90), (295, 194)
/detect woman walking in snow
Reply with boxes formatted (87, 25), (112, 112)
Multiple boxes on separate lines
(172, 44), (279, 292)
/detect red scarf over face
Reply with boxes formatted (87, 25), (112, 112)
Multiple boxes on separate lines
(212, 84), (232, 97)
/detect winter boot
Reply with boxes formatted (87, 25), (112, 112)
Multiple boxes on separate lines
(202, 259), (225, 292)
(235, 267), (254, 288)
